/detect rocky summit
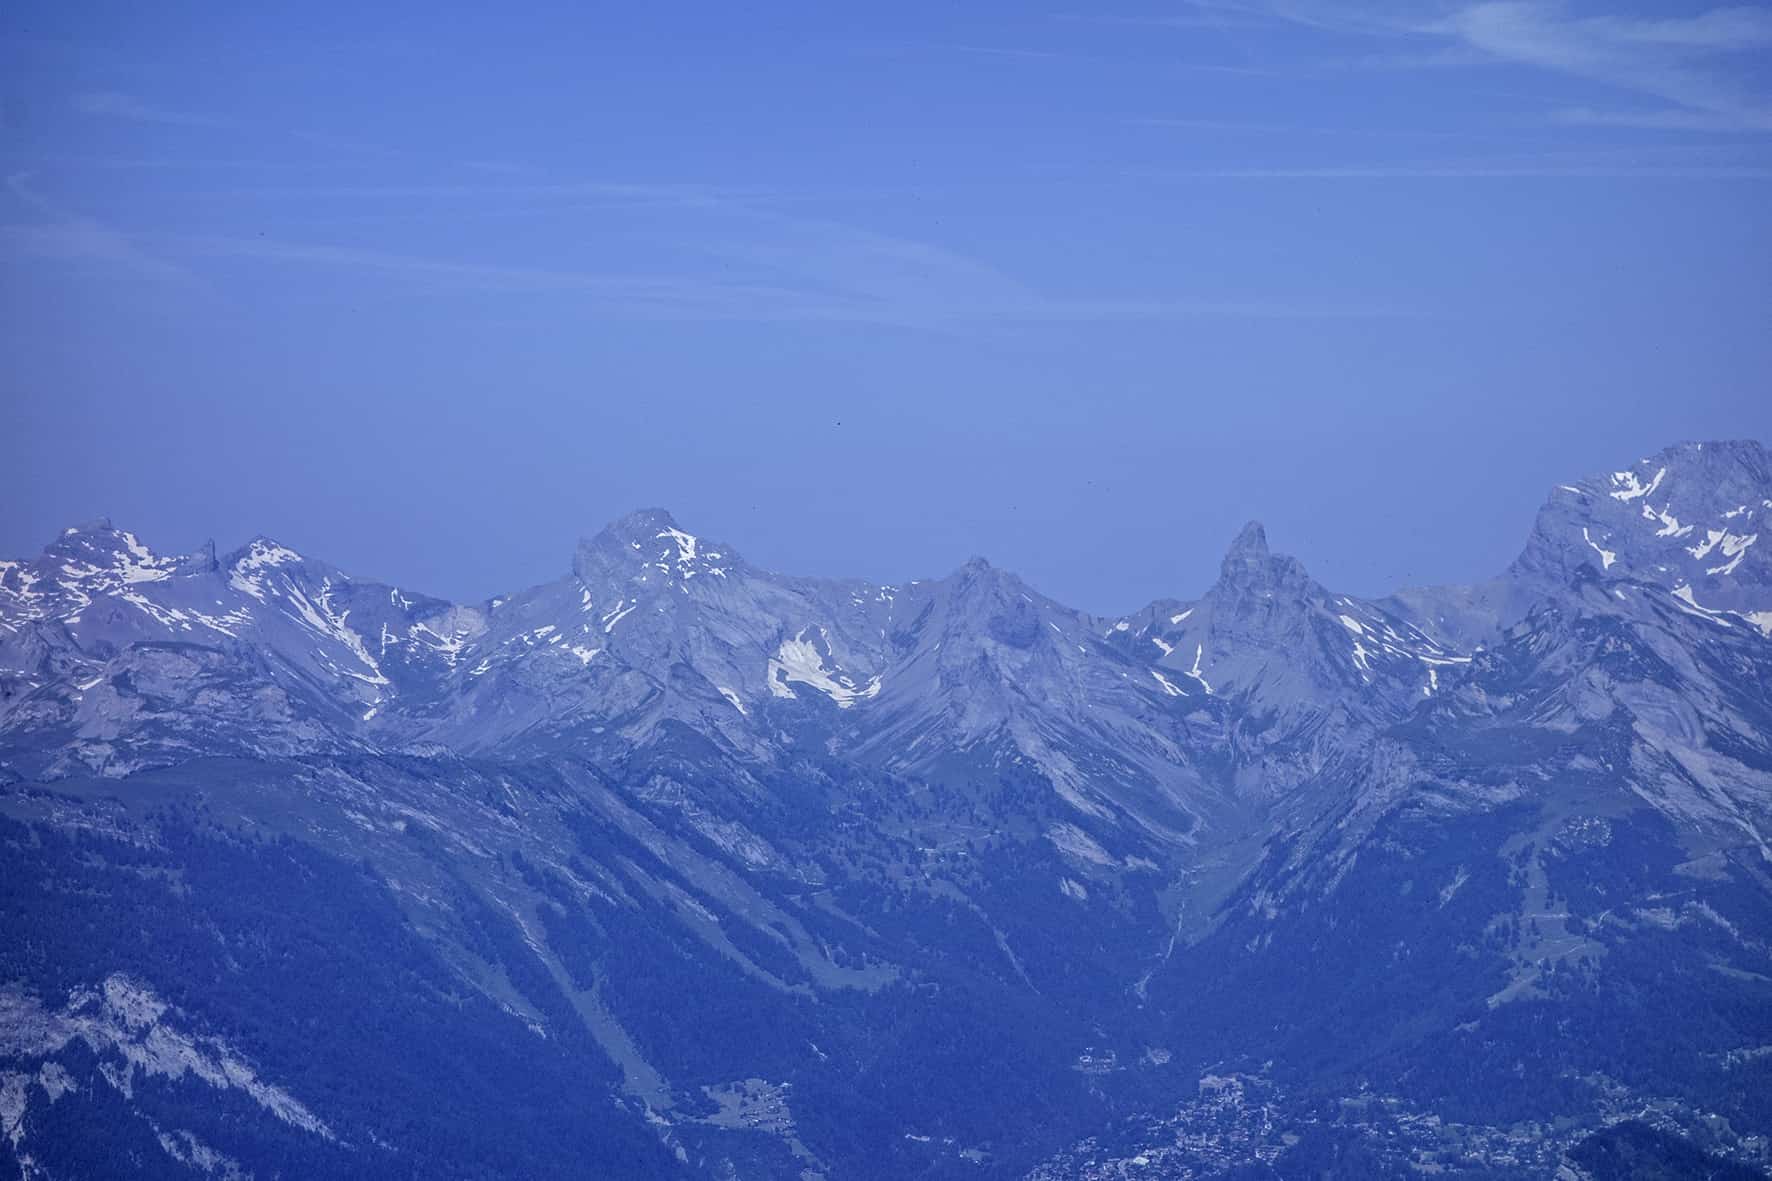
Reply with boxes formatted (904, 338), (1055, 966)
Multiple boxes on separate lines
(3, 440), (1771, 1179)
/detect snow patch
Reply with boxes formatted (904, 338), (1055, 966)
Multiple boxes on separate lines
(1706, 532), (1757, 577)
(116, 532), (172, 584)
(1609, 466), (1665, 503)
(283, 578), (388, 685)
(1046, 822), (1114, 866)
(228, 540), (301, 601)
(1581, 528), (1616, 570)
(767, 627), (881, 708)
(1670, 584), (1733, 628)
(1642, 504), (1694, 538)
(1186, 644), (1213, 694)
(601, 599), (638, 633)
(657, 527), (698, 562)
(1689, 529), (1726, 560)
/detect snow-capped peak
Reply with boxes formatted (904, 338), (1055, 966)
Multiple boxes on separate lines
(227, 537), (306, 601)
(573, 508), (738, 588)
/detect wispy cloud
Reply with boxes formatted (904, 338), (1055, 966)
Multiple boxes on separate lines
(3, 159), (1408, 324)
(870, 35), (1281, 75)
(177, 180), (763, 206)
(1135, 116), (1549, 141)
(69, 91), (429, 162)
(932, 43), (1068, 61)
(1434, 2), (1772, 131)
(1159, 162), (1772, 178)
(10, 155), (352, 172)
(1055, 8), (1278, 33)
(171, 233), (807, 307)
(2, 172), (194, 282)
(1596, 7), (1772, 51)
(71, 91), (236, 129)
(143, 207), (1406, 326)
(1140, 2), (1772, 132)
(1550, 105), (1766, 133)
(1147, 137), (1772, 178)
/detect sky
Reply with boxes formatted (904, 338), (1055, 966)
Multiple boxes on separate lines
(2, 1), (1770, 614)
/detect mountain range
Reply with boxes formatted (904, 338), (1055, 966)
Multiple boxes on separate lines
(3, 439), (1770, 1179)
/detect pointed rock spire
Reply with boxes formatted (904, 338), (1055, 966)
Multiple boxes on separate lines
(177, 539), (219, 575)
(1218, 520), (1272, 585)
(1213, 519), (1318, 605)
(1229, 520), (1269, 557)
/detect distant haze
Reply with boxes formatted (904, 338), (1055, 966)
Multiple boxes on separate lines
(3, 2), (1768, 612)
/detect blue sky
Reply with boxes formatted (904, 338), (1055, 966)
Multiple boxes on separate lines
(3, 1), (1769, 612)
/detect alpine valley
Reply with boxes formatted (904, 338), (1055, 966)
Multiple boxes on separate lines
(3, 439), (1771, 1181)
